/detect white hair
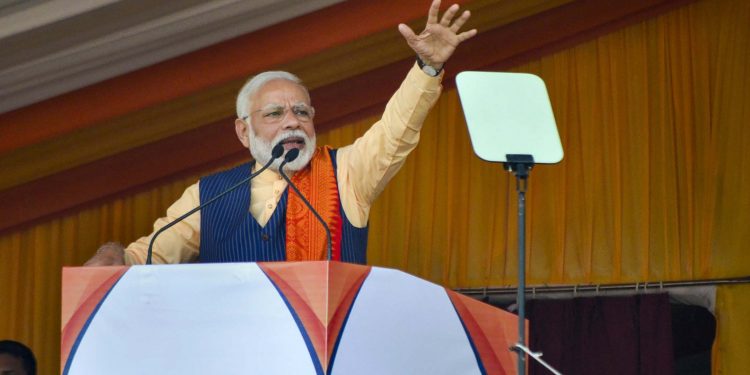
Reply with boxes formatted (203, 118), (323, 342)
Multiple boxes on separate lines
(236, 71), (308, 119)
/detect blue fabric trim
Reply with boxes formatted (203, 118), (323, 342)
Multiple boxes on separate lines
(260, 267), (325, 375)
(447, 294), (488, 375)
(326, 270), (371, 374)
(62, 271), (129, 375)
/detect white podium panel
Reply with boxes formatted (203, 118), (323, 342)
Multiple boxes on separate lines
(62, 262), (521, 374)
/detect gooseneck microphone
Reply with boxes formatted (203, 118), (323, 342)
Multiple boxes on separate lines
(145, 143), (285, 264)
(278, 148), (334, 260)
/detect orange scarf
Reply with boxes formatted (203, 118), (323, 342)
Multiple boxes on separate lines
(285, 146), (343, 261)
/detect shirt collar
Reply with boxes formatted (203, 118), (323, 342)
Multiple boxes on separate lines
(252, 163), (294, 182)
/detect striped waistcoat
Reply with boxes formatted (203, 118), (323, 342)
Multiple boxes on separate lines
(198, 149), (368, 264)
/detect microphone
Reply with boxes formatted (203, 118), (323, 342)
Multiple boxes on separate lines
(278, 148), (333, 260)
(146, 143), (285, 264)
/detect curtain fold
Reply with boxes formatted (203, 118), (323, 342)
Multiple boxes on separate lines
(1, 0), (748, 373)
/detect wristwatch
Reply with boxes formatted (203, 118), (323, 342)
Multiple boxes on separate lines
(416, 56), (443, 77)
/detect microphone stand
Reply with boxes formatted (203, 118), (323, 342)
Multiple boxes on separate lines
(145, 144), (284, 264)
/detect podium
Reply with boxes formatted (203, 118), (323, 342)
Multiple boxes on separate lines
(62, 262), (523, 374)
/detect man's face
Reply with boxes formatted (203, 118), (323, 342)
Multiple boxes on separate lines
(0, 353), (27, 375)
(235, 79), (316, 171)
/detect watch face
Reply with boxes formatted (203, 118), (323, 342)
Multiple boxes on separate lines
(422, 65), (438, 76)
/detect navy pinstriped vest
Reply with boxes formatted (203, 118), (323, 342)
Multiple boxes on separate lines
(198, 149), (368, 264)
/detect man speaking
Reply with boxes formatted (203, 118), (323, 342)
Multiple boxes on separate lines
(86, 0), (476, 266)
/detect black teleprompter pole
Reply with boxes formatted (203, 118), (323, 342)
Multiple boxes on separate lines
(504, 154), (534, 375)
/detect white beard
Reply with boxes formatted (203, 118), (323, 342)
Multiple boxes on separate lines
(248, 128), (316, 172)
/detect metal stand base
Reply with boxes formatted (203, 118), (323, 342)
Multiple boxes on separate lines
(512, 343), (562, 375)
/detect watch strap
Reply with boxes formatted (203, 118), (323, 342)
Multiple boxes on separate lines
(416, 55), (443, 77)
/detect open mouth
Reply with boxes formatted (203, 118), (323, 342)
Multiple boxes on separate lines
(280, 136), (305, 150)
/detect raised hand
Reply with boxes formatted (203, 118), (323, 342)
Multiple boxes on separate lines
(398, 0), (477, 70)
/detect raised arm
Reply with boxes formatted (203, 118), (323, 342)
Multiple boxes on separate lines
(335, 1), (477, 226)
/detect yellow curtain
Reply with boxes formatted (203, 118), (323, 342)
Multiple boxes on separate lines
(363, 0), (750, 288)
(1, 0), (748, 373)
(0, 176), (203, 374)
(713, 284), (750, 374)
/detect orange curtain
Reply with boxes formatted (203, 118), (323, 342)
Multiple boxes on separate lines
(363, 0), (750, 288)
(1, 0), (748, 373)
(321, 0), (750, 371)
(0, 176), (203, 374)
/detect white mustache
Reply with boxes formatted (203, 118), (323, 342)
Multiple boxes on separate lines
(273, 130), (310, 146)
(248, 128), (316, 172)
